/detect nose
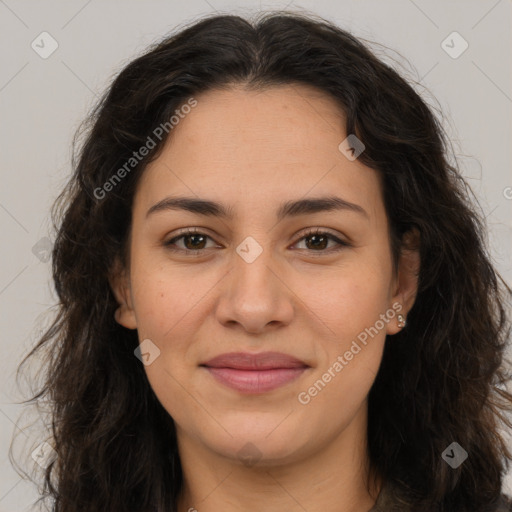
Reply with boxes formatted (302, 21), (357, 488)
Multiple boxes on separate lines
(214, 241), (295, 335)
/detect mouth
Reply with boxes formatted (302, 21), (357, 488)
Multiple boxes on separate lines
(200, 351), (310, 394)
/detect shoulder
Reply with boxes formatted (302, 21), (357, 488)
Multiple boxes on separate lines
(372, 481), (512, 512)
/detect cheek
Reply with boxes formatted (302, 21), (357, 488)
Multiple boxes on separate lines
(130, 261), (213, 379)
(130, 260), (202, 337)
(309, 258), (392, 340)
(299, 280), (389, 425)
(304, 255), (392, 396)
(131, 269), (203, 422)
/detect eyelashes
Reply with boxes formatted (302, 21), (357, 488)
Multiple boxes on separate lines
(164, 229), (218, 253)
(163, 227), (351, 256)
(292, 227), (350, 253)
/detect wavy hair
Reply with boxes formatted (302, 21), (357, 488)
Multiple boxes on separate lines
(13, 10), (512, 512)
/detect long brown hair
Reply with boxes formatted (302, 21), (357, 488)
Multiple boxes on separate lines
(13, 10), (512, 512)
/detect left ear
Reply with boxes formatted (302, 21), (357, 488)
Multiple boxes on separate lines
(386, 228), (421, 335)
(108, 256), (138, 330)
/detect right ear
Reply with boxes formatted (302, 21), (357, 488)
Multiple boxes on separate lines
(109, 257), (137, 330)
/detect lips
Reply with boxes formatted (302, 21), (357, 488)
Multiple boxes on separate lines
(200, 351), (309, 394)
(202, 351), (308, 370)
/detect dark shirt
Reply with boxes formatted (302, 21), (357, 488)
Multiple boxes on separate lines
(153, 482), (512, 511)
(368, 481), (512, 512)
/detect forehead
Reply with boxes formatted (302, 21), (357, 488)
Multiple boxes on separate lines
(135, 84), (383, 221)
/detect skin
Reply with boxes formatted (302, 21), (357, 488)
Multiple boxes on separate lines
(111, 83), (420, 512)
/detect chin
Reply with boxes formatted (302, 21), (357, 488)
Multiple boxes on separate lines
(199, 415), (314, 467)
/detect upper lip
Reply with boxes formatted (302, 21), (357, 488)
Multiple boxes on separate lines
(201, 351), (309, 370)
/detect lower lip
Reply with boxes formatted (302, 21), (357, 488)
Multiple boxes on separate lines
(204, 367), (308, 393)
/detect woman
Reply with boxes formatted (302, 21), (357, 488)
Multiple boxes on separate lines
(16, 10), (512, 512)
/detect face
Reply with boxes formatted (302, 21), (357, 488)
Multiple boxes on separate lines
(112, 83), (418, 467)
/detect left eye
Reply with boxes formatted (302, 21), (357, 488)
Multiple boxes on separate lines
(164, 229), (349, 254)
(293, 229), (349, 252)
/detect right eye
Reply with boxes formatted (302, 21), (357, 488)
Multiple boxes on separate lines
(163, 228), (221, 255)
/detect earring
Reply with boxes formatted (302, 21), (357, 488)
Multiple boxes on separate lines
(397, 314), (406, 329)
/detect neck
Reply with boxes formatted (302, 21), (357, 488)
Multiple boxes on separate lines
(175, 405), (381, 512)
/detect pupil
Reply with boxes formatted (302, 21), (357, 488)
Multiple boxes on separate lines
(307, 234), (327, 250)
(182, 234), (328, 251)
(185, 234), (205, 250)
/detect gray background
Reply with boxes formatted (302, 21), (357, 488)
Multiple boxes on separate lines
(1, 0), (511, 509)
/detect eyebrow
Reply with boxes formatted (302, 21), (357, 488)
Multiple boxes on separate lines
(146, 195), (369, 221)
